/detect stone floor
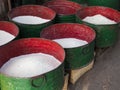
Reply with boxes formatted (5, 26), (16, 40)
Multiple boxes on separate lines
(69, 30), (120, 90)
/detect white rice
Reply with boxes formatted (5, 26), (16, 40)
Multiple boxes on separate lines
(53, 38), (88, 48)
(12, 16), (50, 24)
(0, 30), (15, 46)
(0, 53), (61, 78)
(82, 14), (117, 25)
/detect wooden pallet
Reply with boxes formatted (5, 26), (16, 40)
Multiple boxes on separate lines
(62, 74), (69, 90)
(69, 60), (94, 84)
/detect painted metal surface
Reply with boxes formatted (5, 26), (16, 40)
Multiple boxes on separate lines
(11, 0), (39, 7)
(55, 14), (76, 23)
(65, 41), (94, 69)
(0, 64), (64, 90)
(8, 5), (56, 38)
(0, 38), (65, 90)
(40, 23), (96, 69)
(70, 0), (87, 4)
(87, 0), (120, 10)
(0, 21), (19, 46)
(76, 6), (120, 48)
(44, 1), (82, 23)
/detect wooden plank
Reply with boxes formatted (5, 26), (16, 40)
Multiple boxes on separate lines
(70, 60), (94, 84)
(62, 74), (69, 90)
(8, 0), (11, 11)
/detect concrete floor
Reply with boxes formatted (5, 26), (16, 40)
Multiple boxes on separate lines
(69, 30), (120, 90)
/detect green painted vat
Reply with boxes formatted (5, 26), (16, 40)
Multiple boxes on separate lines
(76, 6), (120, 48)
(0, 21), (19, 46)
(10, 0), (41, 8)
(87, 0), (120, 10)
(0, 38), (65, 90)
(40, 23), (96, 69)
(21, 0), (37, 5)
(8, 5), (56, 38)
(70, 0), (87, 5)
(44, 1), (82, 23)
